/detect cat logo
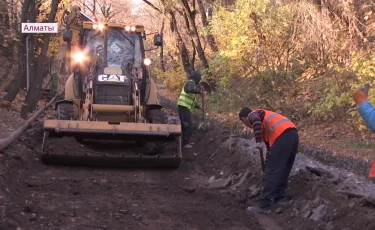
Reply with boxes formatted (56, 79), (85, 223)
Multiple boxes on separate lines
(98, 74), (127, 82)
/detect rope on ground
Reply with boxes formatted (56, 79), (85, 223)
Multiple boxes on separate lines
(0, 91), (62, 152)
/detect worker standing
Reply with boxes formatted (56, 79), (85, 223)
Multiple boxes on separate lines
(353, 88), (375, 131)
(177, 70), (202, 149)
(239, 107), (299, 213)
(353, 87), (375, 178)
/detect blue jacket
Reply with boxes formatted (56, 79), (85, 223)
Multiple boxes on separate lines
(358, 101), (375, 131)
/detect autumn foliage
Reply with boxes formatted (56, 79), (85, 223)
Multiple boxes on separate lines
(1, 0), (375, 129)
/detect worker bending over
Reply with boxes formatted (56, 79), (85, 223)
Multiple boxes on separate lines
(177, 70), (202, 149)
(353, 88), (375, 131)
(239, 107), (299, 213)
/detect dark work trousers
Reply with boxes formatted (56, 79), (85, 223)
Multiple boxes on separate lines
(178, 105), (193, 146)
(259, 128), (299, 208)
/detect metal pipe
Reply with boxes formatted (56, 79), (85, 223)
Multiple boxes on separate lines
(26, 19), (31, 91)
(26, 35), (29, 92)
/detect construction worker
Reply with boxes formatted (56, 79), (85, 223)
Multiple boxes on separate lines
(239, 107), (299, 213)
(353, 88), (375, 131)
(177, 70), (202, 149)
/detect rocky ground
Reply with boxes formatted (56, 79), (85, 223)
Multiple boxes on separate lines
(0, 86), (375, 230)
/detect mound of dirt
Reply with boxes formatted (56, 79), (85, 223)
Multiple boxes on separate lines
(190, 124), (375, 230)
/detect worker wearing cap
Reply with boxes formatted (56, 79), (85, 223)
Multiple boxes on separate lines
(239, 107), (299, 213)
(353, 89), (375, 131)
(177, 70), (202, 149)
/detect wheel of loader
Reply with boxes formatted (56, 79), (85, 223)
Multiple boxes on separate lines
(56, 103), (74, 120)
(143, 109), (168, 155)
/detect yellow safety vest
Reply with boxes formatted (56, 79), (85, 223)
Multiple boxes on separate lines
(177, 80), (196, 111)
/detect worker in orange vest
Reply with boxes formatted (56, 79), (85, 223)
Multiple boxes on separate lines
(239, 107), (299, 213)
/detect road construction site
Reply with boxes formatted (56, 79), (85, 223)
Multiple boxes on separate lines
(1, 88), (375, 230)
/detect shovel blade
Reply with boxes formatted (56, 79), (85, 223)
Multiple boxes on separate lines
(198, 121), (205, 129)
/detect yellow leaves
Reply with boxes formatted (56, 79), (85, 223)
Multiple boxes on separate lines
(155, 66), (186, 95)
(47, 36), (62, 56)
(359, 124), (368, 131)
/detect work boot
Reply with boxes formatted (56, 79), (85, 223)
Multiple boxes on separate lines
(273, 198), (287, 205)
(246, 204), (271, 214)
(183, 144), (193, 149)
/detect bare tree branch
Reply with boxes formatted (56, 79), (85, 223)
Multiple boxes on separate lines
(142, 0), (162, 13)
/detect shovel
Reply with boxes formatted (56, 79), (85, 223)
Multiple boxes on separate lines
(197, 92), (206, 130)
(257, 146), (266, 173)
(362, 83), (370, 96)
(197, 81), (212, 130)
(256, 146), (266, 191)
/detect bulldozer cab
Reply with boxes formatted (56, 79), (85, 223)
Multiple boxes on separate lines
(82, 23), (143, 72)
(63, 22), (163, 122)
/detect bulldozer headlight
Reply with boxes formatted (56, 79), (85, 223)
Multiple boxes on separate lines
(73, 51), (85, 62)
(144, 58), (151, 66)
(131, 26), (136, 32)
(125, 26), (130, 31)
(92, 24), (98, 29)
(98, 23), (104, 30)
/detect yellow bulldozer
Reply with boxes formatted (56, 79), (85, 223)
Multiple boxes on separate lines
(41, 6), (182, 168)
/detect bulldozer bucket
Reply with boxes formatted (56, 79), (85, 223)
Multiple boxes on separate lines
(41, 120), (182, 168)
(41, 152), (182, 168)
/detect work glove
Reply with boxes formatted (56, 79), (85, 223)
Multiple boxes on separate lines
(353, 88), (368, 106)
(194, 85), (202, 94)
(249, 142), (265, 154)
(255, 142), (265, 149)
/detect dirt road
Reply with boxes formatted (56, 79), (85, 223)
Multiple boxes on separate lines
(2, 86), (375, 230)
(0, 124), (264, 230)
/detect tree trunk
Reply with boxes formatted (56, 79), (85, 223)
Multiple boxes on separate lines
(160, 17), (166, 72)
(191, 43), (196, 69)
(12, 0), (18, 33)
(196, 0), (218, 52)
(169, 10), (192, 75)
(180, 0), (209, 70)
(3, 0), (33, 102)
(177, 9), (196, 71)
(250, 12), (269, 70)
(0, 0), (10, 44)
(22, 0), (59, 115)
(1, 49), (14, 81)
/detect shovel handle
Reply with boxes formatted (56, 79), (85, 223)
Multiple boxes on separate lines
(201, 93), (205, 120)
(257, 146), (265, 173)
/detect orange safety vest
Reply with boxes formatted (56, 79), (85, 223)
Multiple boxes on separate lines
(255, 109), (296, 147)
